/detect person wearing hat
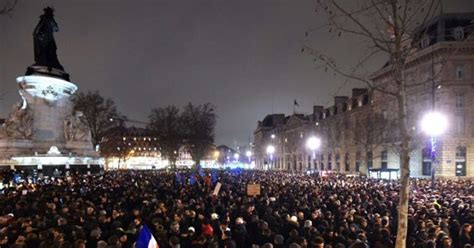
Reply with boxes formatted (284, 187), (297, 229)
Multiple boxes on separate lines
(181, 227), (196, 248)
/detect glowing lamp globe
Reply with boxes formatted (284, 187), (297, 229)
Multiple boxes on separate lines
(266, 145), (275, 155)
(306, 136), (321, 151)
(245, 150), (252, 157)
(420, 112), (448, 136)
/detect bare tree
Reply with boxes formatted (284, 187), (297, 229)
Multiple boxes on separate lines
(71, 91), (125, 148)
(321, 116), (344, 171)
(148, 105), (184, 169)
(353, 109), (394, 173)
(304, 0), (440, 246)
(0, 0), (18, 16)
(100, 125), (132, 169)
(182, 103), (216, 170)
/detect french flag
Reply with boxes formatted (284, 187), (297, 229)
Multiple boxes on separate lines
(136, 224), (159, 248)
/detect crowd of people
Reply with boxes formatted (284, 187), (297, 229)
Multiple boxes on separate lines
(0, 169), (473, 248)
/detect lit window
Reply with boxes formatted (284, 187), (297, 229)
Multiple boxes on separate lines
(454, 27), (464, 41)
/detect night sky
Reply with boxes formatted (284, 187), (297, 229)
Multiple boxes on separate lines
(1, 0), (472, 147)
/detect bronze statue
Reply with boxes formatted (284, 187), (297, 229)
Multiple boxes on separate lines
(26, 7), (70, 81)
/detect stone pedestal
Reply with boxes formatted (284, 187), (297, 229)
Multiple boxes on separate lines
(0, 74), (102, 174)
(17, 75), (77, 142)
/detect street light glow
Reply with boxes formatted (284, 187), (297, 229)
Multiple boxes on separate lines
(306, 136), (321, 151)
(234, 153), (240, 160)
(245, 150), (252, 157)
(421, 112), (448, 136)
(266, 145), (275, 154)
(271, 134), (276, 139)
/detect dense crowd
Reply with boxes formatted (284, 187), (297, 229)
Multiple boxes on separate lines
(0, 170), (473, 248)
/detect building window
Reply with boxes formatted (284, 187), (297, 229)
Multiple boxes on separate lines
(308, 155), (312, 170)
(328, 154), (332, 170)
(455, 146), (467, 177)
(456, 115), (465, 134)
(344, 153), (350, 171)
(456, 66), (464, 80)
(422, 148), (432, 176)
(456, 146), (466, 159)
(336, 154), (341, 171)
(320, 154), (325, 170)
(456, 93), (465, 108)
(355, 151), (361, 172)
(367, 151), (373, 169)
(454, 27), (464, 41)
(381, 150), (388, 169)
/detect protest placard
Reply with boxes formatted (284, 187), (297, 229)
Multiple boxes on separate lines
(247, 184), (261, 196)
(212, 182), (222, 196)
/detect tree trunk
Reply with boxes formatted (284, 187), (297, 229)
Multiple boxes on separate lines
(395, 92), (411, 248)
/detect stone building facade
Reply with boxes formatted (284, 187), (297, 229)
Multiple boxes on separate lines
(254, 13), (474, 178)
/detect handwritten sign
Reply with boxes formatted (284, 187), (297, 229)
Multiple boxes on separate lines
(247, 184), (261, 196)
(212, 182), (222, 196)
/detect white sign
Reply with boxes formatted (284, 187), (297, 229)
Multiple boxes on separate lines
(213, 182), (222, 196)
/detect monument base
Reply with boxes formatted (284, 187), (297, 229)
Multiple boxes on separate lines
(26, 65), (70, 82)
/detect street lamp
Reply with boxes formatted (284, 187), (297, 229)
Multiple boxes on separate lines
(420, 111), (448, 186)
(245, 150), (252, 163)
(234, 153), (240, 161)
(266, 145), (275, 170)
(306, 136), (321, 173)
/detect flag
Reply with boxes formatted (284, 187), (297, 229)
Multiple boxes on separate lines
(211, 170), (218, 184)
(136, 224), (159, 248)
(294, 100), (300, 106)
(198, 167), (205, 178)
(175, 173), (183, 185)
(189, 174), (197, 185)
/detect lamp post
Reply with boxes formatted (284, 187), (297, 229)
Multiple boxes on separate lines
(234, 153), (240, 162)
(420, 111), (448, 187)
(266, 145), (275, 170)
(306, 136), (321, 173)
(245, 150), (252, 163)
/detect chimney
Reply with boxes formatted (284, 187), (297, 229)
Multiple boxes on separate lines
(334, 96), (349, 106)
(313, 105), (324, 115)
(352, 88), (368, 98)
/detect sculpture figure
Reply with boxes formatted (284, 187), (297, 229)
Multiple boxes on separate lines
(64, 111), (92, 142)
(26, 7), (69, 81)
(32, 7), (63, 70)
(4, 103), (33, 139)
